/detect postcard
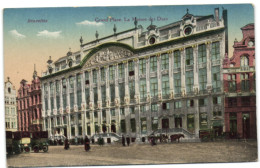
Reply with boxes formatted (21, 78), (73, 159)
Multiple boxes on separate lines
(3, 4), (257, 167)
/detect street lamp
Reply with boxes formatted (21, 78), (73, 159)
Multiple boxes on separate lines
(243, 116), (246, 142)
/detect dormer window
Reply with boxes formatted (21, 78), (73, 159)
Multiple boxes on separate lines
(149, 36), (156, 45)
(8, 87), (11, 93)
(241, 56), (249, 67)
(184, 26), (192, 36)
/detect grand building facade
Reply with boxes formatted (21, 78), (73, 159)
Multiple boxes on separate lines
(17, 68), (43, 132)
(5, 77), (18, 132)
(41, 8), (228, 141)
(223, 23), (256, 139)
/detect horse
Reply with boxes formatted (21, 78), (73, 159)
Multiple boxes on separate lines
(170, 134), (184, 143)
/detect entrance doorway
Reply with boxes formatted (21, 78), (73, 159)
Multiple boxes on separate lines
(111, 124), (116, 133)
(175, 117), (182, 128)
(162, 118), (169, 129)
(243, 114), (250, 139)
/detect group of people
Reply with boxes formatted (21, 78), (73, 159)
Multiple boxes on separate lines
(64, 136), (91, 152)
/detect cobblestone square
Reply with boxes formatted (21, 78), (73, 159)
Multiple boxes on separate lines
(6, 140), (258, 167)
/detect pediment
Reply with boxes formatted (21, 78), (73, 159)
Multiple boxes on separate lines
(84, 46), (134, 68)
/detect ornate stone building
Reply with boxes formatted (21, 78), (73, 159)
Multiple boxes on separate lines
(223, 23), (256, 139)
(17, 66), (43, 132)
(41, 8), (228, 141)
(5, 77), (18, 132)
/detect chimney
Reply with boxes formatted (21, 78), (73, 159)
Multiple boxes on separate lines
(222, 8), (228, 55)
(215, 8), (219, 23)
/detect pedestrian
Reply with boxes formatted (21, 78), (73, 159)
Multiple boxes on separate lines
(151, 133), (156, 146)
(84, 136), (91, 151)
(122, 135), (126, 146)
(64, 137), (70, 150)
(126, 135), (130, 146)
(98, 136), (104, 146)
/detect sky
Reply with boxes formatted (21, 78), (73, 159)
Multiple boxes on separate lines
(3, 4), (254, 90)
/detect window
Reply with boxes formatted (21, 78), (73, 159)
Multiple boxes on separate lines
(130, 118), (136, 132)
(85, 71), (89, 84)
(77, 90), (82, 108)
(102, 110), (106, 119)
(162, 102), (170, 110)
(228, 98), (237, 107)
(200, 113), (208, 129)
(199, 98), (207, 106)
(109, 65), (115, 80)
(94, 87), (98, 105)
(56, 81), (60, 94)
(186, 71), (194, 93)
(94, 112), (98, 118)
(130, 107), (135, 114)
(240, 56), (249, 67)
(198, 44), (206, 63)
(119, 83), (125, 102)
(101, 67), (106, 81)
(199, 68), (207, 91)
(50, 82), (54, 96)
(187, 99), (194, 107)
(187, 114), (195, 131)
(85, 88), (90, 105)
(86, 112), (90, 119)
(174, 50), (181, 68)
(141, 118), (147, 133)
(56, 95), (60, 109)
(93, 70), (97, 83)
(139, 59), (146, 74)
(213, 96), (221, 105)
(174, 101), (182, 109)
(62, 94), (66, 109)
(69, 93), (74, 109)
(118, 64), (124, 78)
(150, 78), (158, 97)
(186, 47), (193, 65)
(162, 75), (170, 97)
(241, 97), (250, 106)
(121, 120), (126, 133)
(110, 109), (115, 116)
(128, 61), (134, 76)
(69, 76), (74, 89)
(151, 104), (158, 112)
(211, 42), (220, 60)
(150, 56), (157, 72)
(140, 105), (145, 113)
(139, 79), (146, 100)
(101, 86), (106, 103)
(213, 111), (222, 117)
(161, 53), (169, 70)
(129, 81), (135, 100)
(241, 74), (250, 92)
(212, 66), (221, 92)
(152, 117), (158, 131)
(76, 74), (81, 89)
(110, 84), (115, 102)
(120, 108), (125, 115)
(174, 73), (181, 94)
(228, 74), (236, 92)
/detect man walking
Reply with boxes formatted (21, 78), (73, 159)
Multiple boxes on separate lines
(122, 135), (126, 146)
(126, 135), (130, 146)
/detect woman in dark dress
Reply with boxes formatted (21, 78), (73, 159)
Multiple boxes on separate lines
(84, 136), (91, 151)
(64, 137), (70, 150)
